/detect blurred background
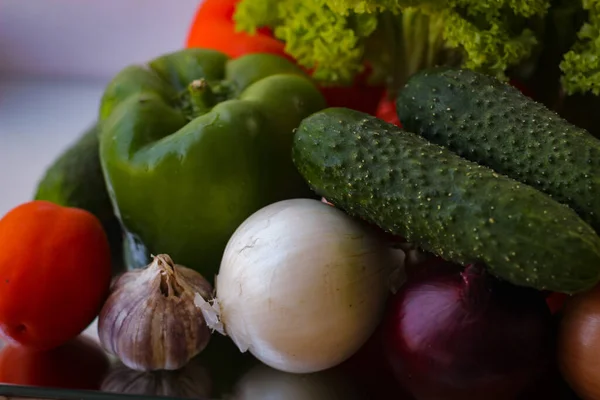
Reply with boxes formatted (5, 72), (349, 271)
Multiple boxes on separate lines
(0, 0), (203, 217)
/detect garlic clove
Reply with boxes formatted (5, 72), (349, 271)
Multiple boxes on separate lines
(98, 254), (213, 371)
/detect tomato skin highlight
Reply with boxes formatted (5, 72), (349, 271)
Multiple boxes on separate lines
(0, 336), (110, 390)
(0, 200), (112, 350)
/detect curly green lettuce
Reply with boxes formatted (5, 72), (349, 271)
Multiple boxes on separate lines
(234, 0), (378, 84)
(559, 0), (600, 95)
(323, 0), (405, 14)
(234, 0), (551, 88)
(441, 10), (539, 77)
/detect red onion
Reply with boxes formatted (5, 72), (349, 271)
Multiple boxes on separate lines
(382, 259), (554, 400)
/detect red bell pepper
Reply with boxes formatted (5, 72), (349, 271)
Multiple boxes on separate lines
(186, 0), (289, 60)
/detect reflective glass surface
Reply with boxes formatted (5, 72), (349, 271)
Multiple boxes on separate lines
(0, 324), (583, 400)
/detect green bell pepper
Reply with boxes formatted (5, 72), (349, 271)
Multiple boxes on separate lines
(98, 48), (326, 278)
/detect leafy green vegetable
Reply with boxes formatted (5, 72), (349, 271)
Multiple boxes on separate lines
(234, 0), (600, 98)
(559, 0), (600, 95)
(323, 0), (403, 14)
(234, 0), (550, 88)
(234, 0), (378, 84)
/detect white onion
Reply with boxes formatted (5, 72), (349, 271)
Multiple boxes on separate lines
(204, 198), (400, 374)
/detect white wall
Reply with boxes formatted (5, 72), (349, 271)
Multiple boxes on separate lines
(0, 0), (205, 217)
(0, 0), (204, 80)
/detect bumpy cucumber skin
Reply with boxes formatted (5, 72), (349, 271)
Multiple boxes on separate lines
(292, 107), (600, 294)
(396, 68), (600, 233)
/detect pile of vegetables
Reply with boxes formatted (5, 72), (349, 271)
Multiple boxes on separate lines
(230, 0), (600, 95)
(187, 0), (600, 135)
(5, 0), (600, 398)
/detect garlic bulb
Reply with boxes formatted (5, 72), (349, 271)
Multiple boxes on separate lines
(98, 254), (213, 371)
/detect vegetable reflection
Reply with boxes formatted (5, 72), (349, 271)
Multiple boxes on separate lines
(0, 335), (110, 390)
(101, 356), (211, 398)
(230, 363), (362, 400)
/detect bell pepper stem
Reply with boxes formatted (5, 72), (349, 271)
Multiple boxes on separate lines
(188, 79), (216, 116)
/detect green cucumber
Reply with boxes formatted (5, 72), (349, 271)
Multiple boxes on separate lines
(396, 67), (600, 232)
(292, 107), (600, 294)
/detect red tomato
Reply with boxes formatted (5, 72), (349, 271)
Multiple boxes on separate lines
(0, 201), (112, 350)
(0, 335), (110, 390)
